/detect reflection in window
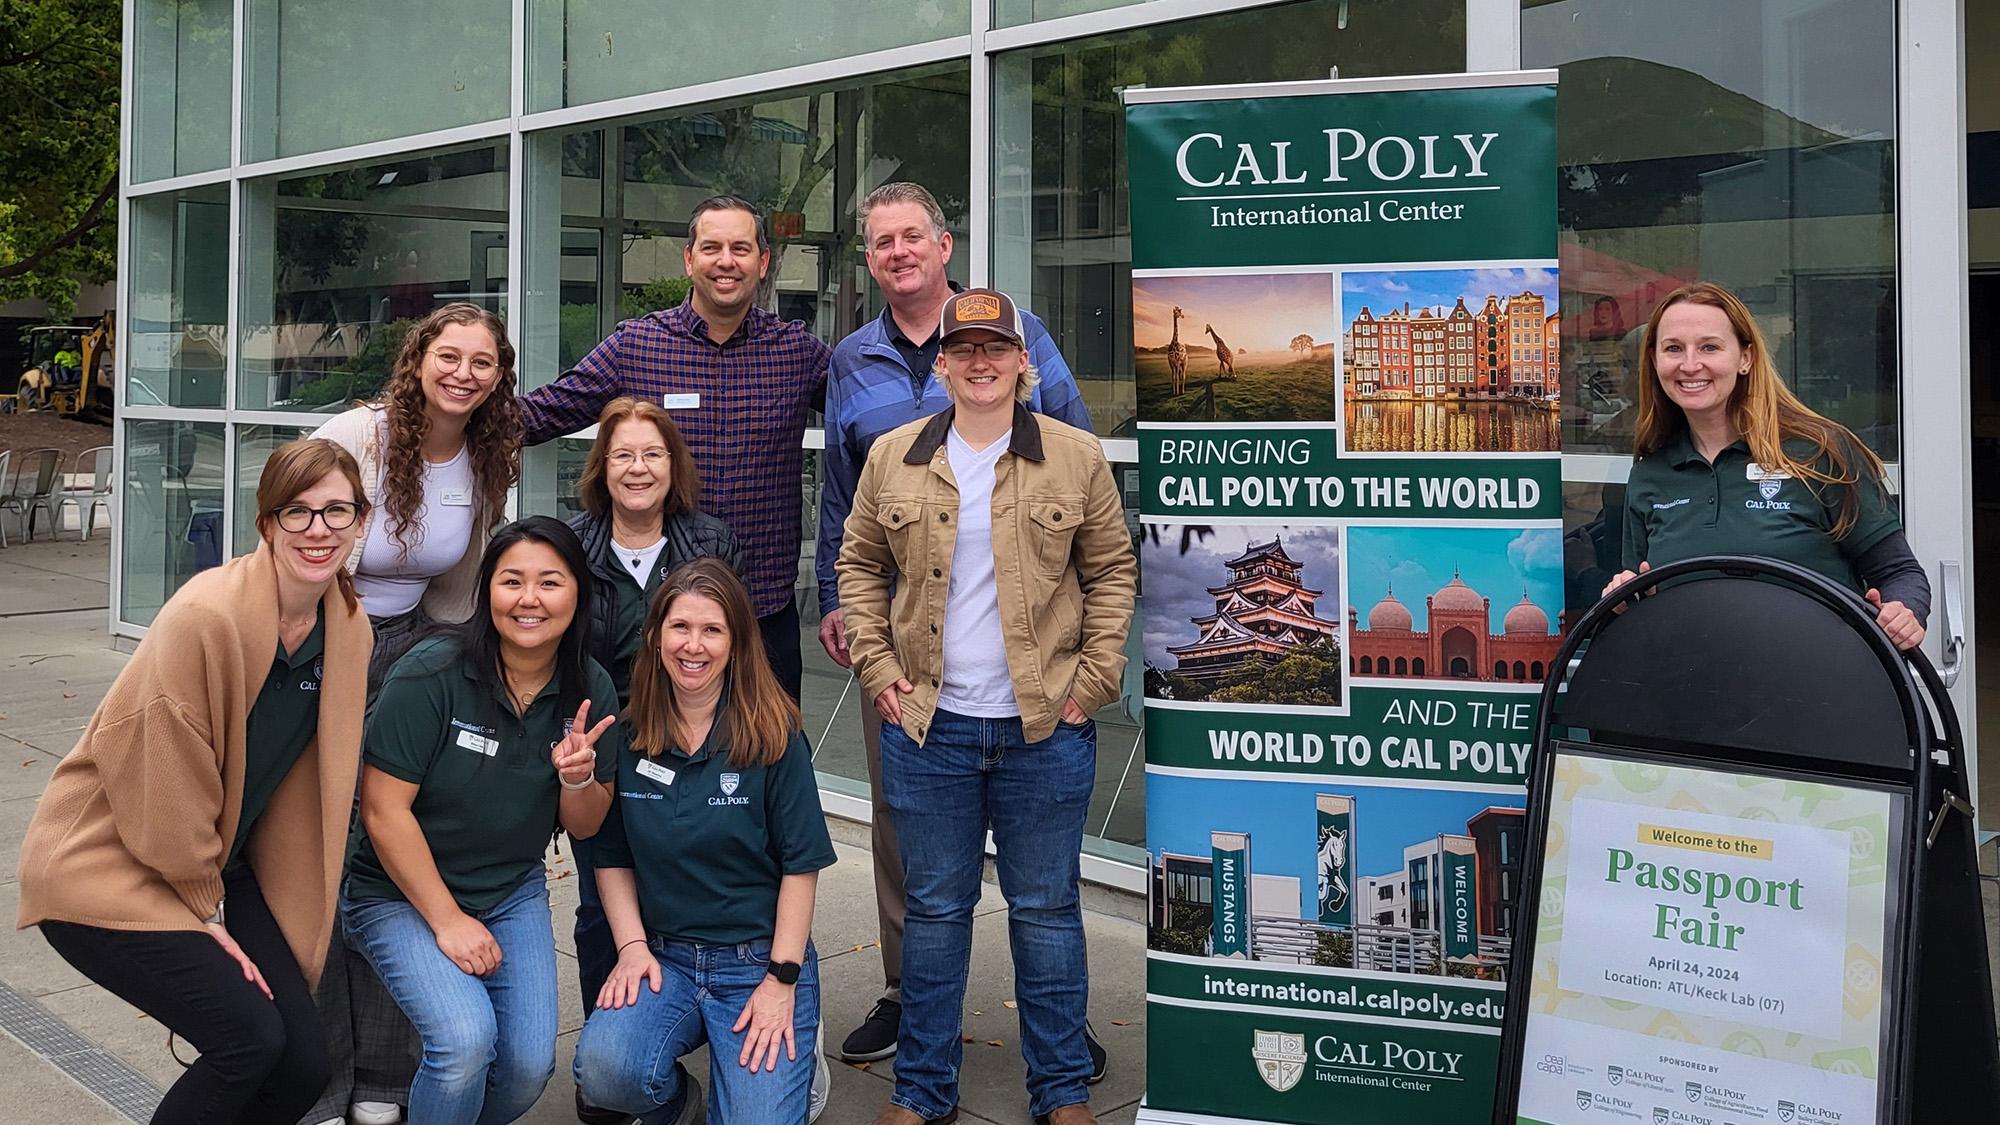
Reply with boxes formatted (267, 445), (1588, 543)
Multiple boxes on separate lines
(131, 0), (232, 180)
(129, 188), (230, 409)
(122, 421), (225, 627)
(239, 144), (509, 411)
(526, 0), (968, 111)
(244, 0), (510, 160)
(993, 0), (1467, 438)
(1527, 0), (1898, 627)
(232, 426), (316, 558)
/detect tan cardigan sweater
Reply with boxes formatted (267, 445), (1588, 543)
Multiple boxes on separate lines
(16, 545), (371, 987)
(312, 405), (489, 624)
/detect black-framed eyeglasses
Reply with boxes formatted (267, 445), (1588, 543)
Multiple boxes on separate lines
(272, 502), (362, 532)
(942, 341), (1022, 361)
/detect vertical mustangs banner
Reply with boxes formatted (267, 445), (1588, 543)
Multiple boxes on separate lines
(1128, 72), (1560, 1125)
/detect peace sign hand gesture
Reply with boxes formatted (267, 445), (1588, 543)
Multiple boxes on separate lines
(553, 698), (617, 787)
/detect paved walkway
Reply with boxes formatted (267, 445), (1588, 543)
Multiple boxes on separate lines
(0, 535), (1149, 1124)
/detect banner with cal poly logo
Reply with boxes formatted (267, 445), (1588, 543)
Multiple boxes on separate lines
(1127, 70), (1560, 1125)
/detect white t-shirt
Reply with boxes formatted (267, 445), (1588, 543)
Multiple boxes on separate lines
(351, 425), (477, 618)
(611, 535), (666, 588)
(937, 427), (1018, 718)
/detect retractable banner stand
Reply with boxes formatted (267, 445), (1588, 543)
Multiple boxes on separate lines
(1123, 71), (1559, 1125)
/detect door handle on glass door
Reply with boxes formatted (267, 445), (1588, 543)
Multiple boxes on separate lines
(1938, 559), (1964, 688)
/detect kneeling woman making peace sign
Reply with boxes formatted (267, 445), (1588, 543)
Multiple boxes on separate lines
(573, 558), (836, 1124)
(343, 516), (621, 1125)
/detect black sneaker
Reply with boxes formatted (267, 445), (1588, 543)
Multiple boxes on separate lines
(841, 998), (902, 1061)
(575, 1087), (625, 1125)
(1084, 1021), (1108, 1085)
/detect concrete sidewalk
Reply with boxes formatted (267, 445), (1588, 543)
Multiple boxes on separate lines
(0, 536), (1149, 1125)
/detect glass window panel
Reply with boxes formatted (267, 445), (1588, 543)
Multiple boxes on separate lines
(243, 0), (510, 161)
(131, 0), (233, 181)
(993, 0), (1468, 438)
(238, 144), (509, 412)
(231, 424), (316, 558)
(121, 420), (225, 628)
(128, 187), (229, 409)
(525, 0), (971, 111)
(1524, 0), (1899, 460)
(995, 0), (1150, 28)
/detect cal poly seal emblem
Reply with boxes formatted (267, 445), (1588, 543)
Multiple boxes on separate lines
(1608, 1065), (1624, 1086)
(720, 772), (740, 797)
(1251, 1029), (1306, 1092)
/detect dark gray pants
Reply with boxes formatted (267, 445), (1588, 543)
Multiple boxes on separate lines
(295, 606), (436, 1123)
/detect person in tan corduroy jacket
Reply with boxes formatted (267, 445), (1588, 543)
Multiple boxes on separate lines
(18, 439), (372, 1124)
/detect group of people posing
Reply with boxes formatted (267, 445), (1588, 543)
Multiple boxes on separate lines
(15, 184), (1137, 1125)
(13, 183), (1929, 1125)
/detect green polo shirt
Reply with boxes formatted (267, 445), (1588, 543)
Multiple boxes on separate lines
(594, 715), (835, 946)
(347, 636), (622, 915)
(609, 563), (663, 706)
(225, 612), (326, 872)
(1622, 432), (1901, 594)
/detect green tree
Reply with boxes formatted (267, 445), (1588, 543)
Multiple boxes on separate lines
(0, 0), (120, 313)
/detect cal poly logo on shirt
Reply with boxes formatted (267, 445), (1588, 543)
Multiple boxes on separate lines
(301, 657), (323, 692)
(709, 771), (749, 807)
(1745, 462), (1794, 511)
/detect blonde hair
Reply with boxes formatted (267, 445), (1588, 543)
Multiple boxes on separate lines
(1635, 282), (1888, 539)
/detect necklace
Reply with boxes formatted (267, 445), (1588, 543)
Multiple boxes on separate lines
(502, 664), (552, 712)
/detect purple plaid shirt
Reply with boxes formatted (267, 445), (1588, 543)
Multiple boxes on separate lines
(520, 301), (830, 616)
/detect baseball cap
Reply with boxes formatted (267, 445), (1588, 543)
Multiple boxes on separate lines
(938, 288), (1025, 345)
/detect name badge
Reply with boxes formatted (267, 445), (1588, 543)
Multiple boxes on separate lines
(456, 728), (499, 756)
(1745, 463), (1792, 482)
(440, 488), (473, 506)
(635, 759), (676, 786)
(661, 393), (700, 410)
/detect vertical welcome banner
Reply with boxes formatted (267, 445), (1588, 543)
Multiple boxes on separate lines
(1127, 72), (1560, 1125)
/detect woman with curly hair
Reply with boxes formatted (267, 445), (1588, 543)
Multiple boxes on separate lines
(302, 301), (523, 1125)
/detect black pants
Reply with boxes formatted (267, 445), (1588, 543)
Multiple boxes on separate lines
(758, 595), (803, 703)
(42, 866), (330, 1124)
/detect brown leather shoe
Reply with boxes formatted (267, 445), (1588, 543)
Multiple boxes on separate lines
(874, 1106), (960, 1125)
(1034, 1104), (1099, 1125)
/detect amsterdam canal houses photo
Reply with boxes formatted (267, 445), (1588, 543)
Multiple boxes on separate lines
(1343, 266), (1561, 452)
(1142, 528), (1344, 707)
(1146, 773), (1523, 978)
(1345, 526), (1565, 682)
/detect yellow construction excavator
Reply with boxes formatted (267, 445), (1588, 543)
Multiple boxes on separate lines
(13, 311), (114, 421)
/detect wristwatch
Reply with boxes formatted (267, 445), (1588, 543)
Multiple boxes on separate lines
(766, 959), (802, 985)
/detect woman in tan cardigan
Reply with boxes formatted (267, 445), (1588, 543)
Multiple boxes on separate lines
(17, 438), (373, 1124)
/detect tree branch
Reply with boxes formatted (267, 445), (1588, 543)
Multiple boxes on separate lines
(0, 173), (115, 281)
(0, 28), (77, 71)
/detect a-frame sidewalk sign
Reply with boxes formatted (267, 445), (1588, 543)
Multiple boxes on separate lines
(1491, 555), (1998, 1125)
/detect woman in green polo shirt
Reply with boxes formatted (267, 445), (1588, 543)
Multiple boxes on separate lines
(341, 516), (622, 1125)
(1605, 282), (1928, 649)
(572, 558), (836, 1125)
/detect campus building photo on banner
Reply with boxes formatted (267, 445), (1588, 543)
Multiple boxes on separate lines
(1126, 71), (1559, 1125)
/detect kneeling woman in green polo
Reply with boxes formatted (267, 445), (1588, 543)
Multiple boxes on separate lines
(1605, 281), (1929, 649)
(573, 557), (836, 1124)
(343, 516), (622, 1125)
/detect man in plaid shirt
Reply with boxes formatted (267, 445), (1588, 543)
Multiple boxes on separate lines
(519, 196), (829, 699)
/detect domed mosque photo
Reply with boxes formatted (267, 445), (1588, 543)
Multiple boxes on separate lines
(1348, 562), (1564, 683)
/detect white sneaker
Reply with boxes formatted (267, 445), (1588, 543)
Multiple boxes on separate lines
(808, 1017), (831, 1123)
(349, 1103), (402, 1125)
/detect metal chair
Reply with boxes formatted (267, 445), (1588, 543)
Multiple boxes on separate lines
(0, 450), (11, 547)
(55, 444), (113, 541)
(0, 448), (66, 543)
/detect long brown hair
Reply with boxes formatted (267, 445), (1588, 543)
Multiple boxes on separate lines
(255, 438), (370, 612)
(376, 303), (522, 557)
(628, 558), (800, 768)
(575, 397), (702, 519)
(1634, 281), (1888, 539)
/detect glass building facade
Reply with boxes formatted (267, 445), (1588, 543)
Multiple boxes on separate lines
(115, 0), (1992, 878)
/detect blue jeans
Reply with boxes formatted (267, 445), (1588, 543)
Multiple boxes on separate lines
(343, 875), (558, 1125)
(880, 708), (1096, 1119)
(573, 938), (820, 1124)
